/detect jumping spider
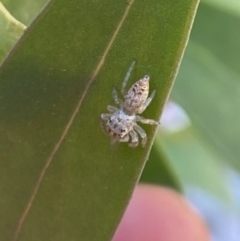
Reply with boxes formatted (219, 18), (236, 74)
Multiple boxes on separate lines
(101, 61), (159, 147)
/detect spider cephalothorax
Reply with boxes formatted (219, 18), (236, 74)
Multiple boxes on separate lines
(101, 61), (159, 147)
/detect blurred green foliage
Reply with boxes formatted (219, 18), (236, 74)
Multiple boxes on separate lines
(172, 1), (240, 169)
(1, 0), (48, 25)
(143, 0), (240, 211)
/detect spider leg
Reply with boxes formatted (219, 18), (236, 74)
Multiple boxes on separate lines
(107, 105), (118, 113)
(121, 60), (136, 97)
(101, 113), (112, 120)
(138, 89), (156, 114)
(136, 115), (159, 125)
(100, 114), (110, 134)
(119, 134), (130, 142)
(134, 124), (147, 147)
(112, 88), (124, 106)
(128, 130), (139, 147)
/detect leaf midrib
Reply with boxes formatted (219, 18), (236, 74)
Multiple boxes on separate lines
(12, 0), (135, 240)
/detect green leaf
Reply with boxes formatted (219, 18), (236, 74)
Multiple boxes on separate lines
(0, 2), (25, 63)
(202, 0), (240, 16)
(0, 0), (199, 240)
(191, 2), (240, 76)
(171, 2), (240, 169)
(172, 41), (240, 169)
(140, 143), (183, 191)
(1, 0), (49, 25)
(158, 127), (234, 206)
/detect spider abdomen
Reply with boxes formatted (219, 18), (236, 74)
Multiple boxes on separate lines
(124, 75), (149, 113)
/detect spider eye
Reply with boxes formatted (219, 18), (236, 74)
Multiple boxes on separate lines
(120, 128), (125, 133)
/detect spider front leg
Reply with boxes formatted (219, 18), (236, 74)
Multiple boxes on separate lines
(138, 89), (156, 114)
(112, 88), (124, 107)
(107, 105), (118, 113)
(119, 133), (130, 143)
(100, 113), (112, 133)
(121, 60), (136, 97)
(101, 113), (112, 120)
(129, 130), (139, 147)
(134, 124), (147, 147)
(136, 115), (159, 125)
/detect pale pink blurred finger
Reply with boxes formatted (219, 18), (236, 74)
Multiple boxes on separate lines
(112, 184), (210, 241)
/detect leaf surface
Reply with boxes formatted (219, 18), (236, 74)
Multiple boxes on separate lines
(0, 0), (199, 240)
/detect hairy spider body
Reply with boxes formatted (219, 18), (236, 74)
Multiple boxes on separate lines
(101, 61), (159, 147)
(124, 75), (150, 114)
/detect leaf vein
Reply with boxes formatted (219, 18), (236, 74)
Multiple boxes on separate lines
(12, 1), (135, 240)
